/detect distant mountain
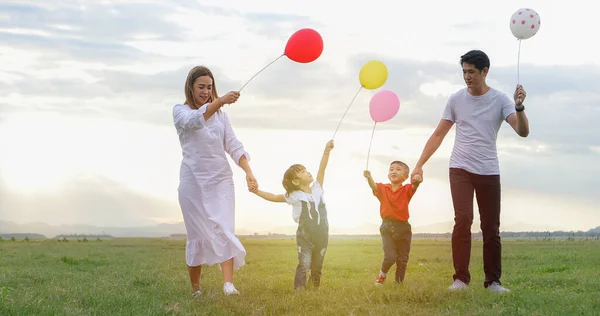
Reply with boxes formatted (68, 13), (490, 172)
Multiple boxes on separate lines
(0, 220), (595, 238)
(0, 220), (190, 238)
(411, 221), (565, 234)
(588, 226), (600, 234)
(500, 221), (566, 233)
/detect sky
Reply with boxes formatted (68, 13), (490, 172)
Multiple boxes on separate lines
(1, 0), (599, 234)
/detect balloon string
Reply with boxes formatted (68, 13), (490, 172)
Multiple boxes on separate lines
(517, 39), (521, 85)
(239, 54), (285, 92)
(517, 39), (522, 103)
(366, 121), (377, 169)
(332, 85), (363, 139)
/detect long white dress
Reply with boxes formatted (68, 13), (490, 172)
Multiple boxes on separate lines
(173, 103), (248, 270)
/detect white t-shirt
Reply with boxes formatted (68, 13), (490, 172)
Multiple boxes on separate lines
(284, 181), (325, 224)
(441, 87), (516, 175)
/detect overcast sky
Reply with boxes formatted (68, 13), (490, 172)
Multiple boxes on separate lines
(1, 0), (599, 234)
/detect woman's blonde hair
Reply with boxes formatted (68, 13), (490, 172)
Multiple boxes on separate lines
(184, 66), (219, 109)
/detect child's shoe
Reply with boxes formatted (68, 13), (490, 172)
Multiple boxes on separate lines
(375, 273), (387, 286)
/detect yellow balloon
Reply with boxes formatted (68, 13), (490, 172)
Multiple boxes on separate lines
(359, 60), (388, 90)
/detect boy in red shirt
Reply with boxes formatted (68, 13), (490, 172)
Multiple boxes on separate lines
(364, 160), (422, 285)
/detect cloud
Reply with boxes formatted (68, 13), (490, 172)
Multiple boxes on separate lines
(452, 22), (484, 30)
(5, 14), (598, 156)
(0, 1), (188, 42)
(0, 63), (243, 127)
(228, 52), (600, 154)
(0, 32), (160, 65)
(2, 0), (598, 158)
(500, 152), (600, 199)
(227, 52), (600, 170)
(0, 0), (325, 126)
(242, 12), (322, 42)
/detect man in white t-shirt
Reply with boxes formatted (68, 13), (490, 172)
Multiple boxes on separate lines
(411, 50), (530, 293)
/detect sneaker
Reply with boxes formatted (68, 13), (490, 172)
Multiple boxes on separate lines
(448, 279), (469, 291)
(223, 282), (240, 295)
(191, 290), (202, 298)
(375, 274), (386, 286)
(487, 282), (510, 293)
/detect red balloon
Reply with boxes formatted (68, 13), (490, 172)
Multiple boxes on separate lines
(284, 28), (323, 63)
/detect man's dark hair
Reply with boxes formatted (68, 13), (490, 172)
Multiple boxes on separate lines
(460, 50), (490, 72)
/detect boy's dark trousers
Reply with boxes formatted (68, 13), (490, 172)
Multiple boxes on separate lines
(449, 167), (502, 288)
(294, 200), (329, 289)
(380, 219), (412, 283)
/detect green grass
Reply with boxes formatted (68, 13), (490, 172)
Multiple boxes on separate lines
(1, 237), (599, 315)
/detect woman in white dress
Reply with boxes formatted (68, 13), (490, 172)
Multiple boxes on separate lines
(173, 66), (257, 297)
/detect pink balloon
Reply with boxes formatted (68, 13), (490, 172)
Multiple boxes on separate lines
(369, 90), (400, 122)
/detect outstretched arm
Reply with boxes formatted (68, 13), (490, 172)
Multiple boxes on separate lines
(412, 119), (453, 177)
(252, 189), (286, 203)
(316, 140), (334, 186)
(363, 170), (377, 194)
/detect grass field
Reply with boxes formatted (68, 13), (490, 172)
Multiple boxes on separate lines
(1, 237), (599, 315)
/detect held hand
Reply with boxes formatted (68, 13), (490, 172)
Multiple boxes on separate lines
(324, 139), (334, 154)
(411, 166), (423, 183)
(363, 170), (371, 179)
(220, 91), (240, 105)
(514, 84), (526, 106)
(248, 185), (258, 193)
(246, 172), (258, 192)
(411, 174), (423, 185)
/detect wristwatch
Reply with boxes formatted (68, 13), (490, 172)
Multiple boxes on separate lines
(515, 104), (525, 112)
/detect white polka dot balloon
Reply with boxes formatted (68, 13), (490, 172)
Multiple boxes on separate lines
(510, 8), (541, 40)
